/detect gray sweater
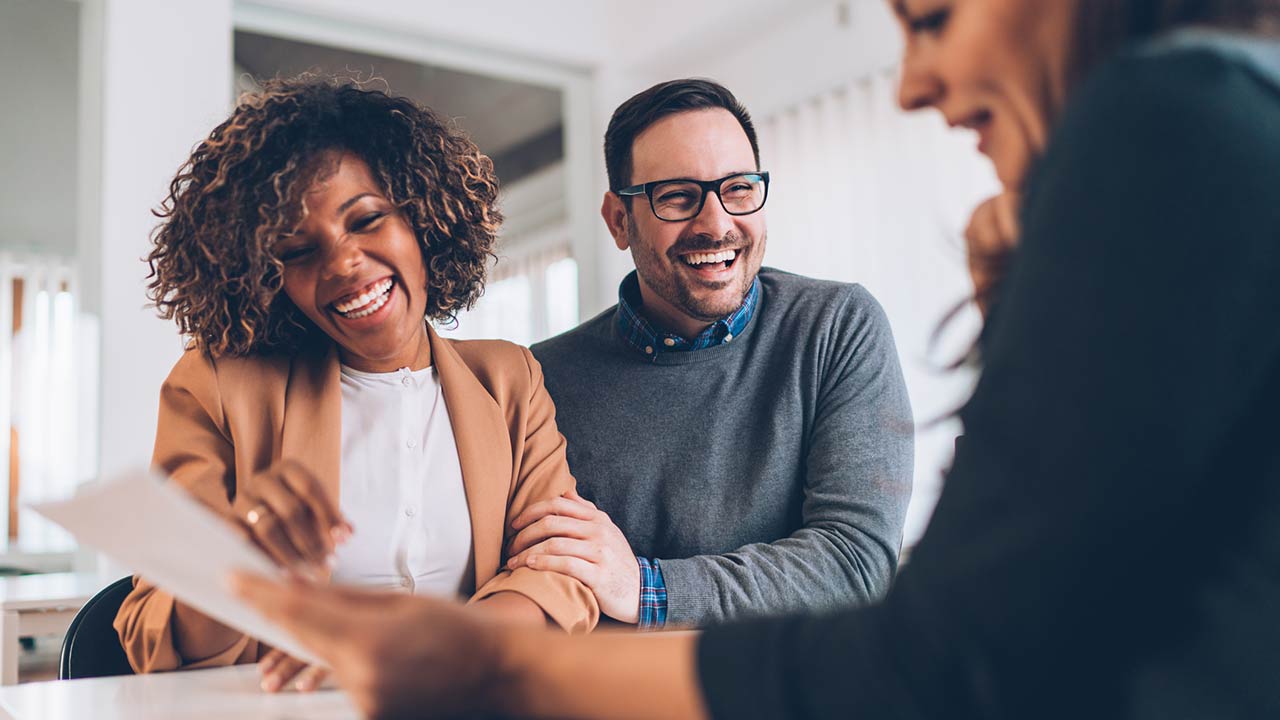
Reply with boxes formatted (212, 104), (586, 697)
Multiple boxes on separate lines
(531, 268), (913, 626)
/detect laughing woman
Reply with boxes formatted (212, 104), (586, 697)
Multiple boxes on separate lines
(113, 76), (598, 690)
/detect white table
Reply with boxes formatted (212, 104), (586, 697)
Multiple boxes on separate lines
(0, 572), (103, 685)
(0, 664), (360, 719)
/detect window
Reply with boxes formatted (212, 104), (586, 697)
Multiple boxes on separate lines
(1, 253), (96, 553)
(443, 243), (578, 346)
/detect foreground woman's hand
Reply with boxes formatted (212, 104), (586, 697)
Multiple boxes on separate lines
(230, 573), (711, 720)
(964, 191), (1022, 318)
(230, 574), (505, 719)
(507, 489), (641, 624)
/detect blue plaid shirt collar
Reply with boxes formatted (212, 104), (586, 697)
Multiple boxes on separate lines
(614, 271), (760, 358)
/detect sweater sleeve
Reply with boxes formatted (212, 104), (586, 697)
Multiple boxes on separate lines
(658, 285), (914, 625)
(697, 47), (1280, 719)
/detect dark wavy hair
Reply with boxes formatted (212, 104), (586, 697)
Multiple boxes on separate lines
(146, 74), (502, 357)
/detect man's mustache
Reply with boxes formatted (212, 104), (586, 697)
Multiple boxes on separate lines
(667, 232), (748, 258)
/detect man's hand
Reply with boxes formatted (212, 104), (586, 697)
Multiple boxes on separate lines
(230, 574), (505, 719)
(964, 192), (1022, 318)
(506, 490), (642, 624)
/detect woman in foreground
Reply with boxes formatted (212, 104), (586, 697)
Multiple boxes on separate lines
(115, 76), (598, 692)
(234, 1), (1280, 717)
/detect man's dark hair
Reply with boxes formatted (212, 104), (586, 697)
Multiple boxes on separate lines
(604, 78), (760, 192)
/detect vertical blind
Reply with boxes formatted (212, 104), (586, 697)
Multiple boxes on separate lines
(441, 237), (579, 347)
(757, 69), (1000, 545)
(0, 252), (95, 551)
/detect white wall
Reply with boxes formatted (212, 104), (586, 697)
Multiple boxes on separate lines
(634, 0), (902, 119)
(0, 0), (79, 256)
(89, 0), (234, 485)
(241, 0), (823, 70)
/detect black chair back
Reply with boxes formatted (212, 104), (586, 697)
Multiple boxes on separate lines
(59, 576), (136, 680)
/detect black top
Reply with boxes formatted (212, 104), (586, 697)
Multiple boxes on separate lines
(698, 32), (1280, 720)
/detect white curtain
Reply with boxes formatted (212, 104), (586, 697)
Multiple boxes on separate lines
(758, 69), (1000, 545)
(441, 235), (578, 346)
(1, 252), (97, 551)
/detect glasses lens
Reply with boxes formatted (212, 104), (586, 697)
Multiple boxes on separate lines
(650, 180), (704, 221)
(718, 174), (766, 215)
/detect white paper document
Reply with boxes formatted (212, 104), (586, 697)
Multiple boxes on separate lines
(31, 468), (322, 666)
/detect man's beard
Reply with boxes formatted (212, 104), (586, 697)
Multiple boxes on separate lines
(627, 217), (760, 323)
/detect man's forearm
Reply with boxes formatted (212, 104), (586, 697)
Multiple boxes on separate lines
(494, 626), (709, 719)
(658, 528), (898, 625)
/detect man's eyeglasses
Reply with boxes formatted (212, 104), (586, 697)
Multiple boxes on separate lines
(615, 171), (770, 222)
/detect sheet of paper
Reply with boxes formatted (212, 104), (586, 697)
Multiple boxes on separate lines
(30, 467), (322, 666)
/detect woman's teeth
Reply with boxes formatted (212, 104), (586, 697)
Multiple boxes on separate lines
(682, 249), (737, 267)
(333, 278), (393, 318)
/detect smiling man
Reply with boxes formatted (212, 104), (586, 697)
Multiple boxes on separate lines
(516, 79), (914, 629)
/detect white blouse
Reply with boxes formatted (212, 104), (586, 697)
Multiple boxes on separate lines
(330, 364), (473, 598)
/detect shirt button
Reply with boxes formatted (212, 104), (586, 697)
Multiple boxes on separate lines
(404, 506), (417, 517)
(407, 439), (417, 448)
(644, 346), (654, 355)
(401, 376), (411, 387)
(663, 338), (676, 347)
(400, 577), (412, 588)
(724, 333), (734, 343)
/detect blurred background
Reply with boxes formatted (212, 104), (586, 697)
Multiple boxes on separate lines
(0, 0), (996, 578)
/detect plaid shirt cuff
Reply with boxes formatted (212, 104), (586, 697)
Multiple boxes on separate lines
(636, 556), (668, 630)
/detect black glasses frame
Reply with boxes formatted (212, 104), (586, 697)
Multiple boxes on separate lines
(615, 171), (770, 222)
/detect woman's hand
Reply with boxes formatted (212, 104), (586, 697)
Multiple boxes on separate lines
(172, 460), (352, 662)
(964, 192), (1022, 318)
(231, 460), (349, 692)
(258, 647), (329, 693)
(231, 574), (508, 718)
(231, 459), (352, 573)
(231, 572), (710, 719)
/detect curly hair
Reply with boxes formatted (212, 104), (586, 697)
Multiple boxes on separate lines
(146, 74), (502, 356)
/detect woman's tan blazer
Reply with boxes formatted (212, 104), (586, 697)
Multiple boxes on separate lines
(114, 326), (599, 673)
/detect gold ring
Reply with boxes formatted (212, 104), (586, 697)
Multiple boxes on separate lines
(245, 504), (270, 526)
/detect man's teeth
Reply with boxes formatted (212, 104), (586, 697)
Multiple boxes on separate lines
(682, 250), (737, 267)
(334, 279), (393, 318)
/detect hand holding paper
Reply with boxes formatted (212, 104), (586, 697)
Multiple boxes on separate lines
(32, 467), (323, 666)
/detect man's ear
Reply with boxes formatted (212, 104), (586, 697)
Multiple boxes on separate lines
(601, 192), (631, 251)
